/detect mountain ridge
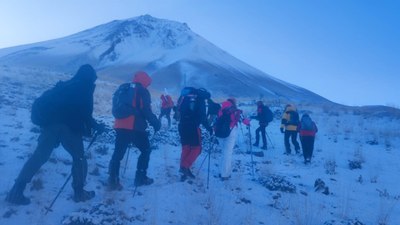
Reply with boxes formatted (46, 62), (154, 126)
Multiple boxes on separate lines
(0, 15), (332, 103)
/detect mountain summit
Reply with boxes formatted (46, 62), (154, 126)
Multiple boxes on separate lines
(0, 15), (330, 103)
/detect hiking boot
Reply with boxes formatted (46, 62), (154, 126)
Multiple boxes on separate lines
(253, 151), (264, 157)
(107, 177), (123, 191)
(134, 175), (154, 187)
(134, 169), (154, 187)
(261, 145), (267, 150)
(186, 168), (195, 179)
(180, 174), (188, 182)
(219, 174), (231, 181)
(179, 167), (195, 179)
(253, 142), (259, 147)
(73, 189), (95, 202)
(5, 182), (30, 205)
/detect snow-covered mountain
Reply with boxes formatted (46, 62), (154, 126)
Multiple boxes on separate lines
(0, 15), (331, 103)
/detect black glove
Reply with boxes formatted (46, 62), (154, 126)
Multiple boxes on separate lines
(152, 120), (161, 132)
(280, 127), (285, 133)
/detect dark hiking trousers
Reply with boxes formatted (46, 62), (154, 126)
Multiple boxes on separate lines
(15, 123), (87, 190)
(255, 125), (267, 147)
(284, 130), (300, 154)
(300, 136), (315, 160)
(109, 129), (151, 179)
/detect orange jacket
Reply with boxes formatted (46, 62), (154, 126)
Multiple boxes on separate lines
(114, 71), (158, 131)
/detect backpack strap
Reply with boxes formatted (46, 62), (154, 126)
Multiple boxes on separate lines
(132, 85), (143, 113)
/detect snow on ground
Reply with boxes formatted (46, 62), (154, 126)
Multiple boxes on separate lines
(0, 67), (399, 225)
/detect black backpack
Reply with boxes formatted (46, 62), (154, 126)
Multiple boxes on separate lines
(214, 107), (233, 138)
(112, 83), (135, 119)
(208, 100), (221, 115)
(178, 93), (198, 122)
(265, 106), (273, 123)
(31, 82), (69, 126)
(177, 87), (209, 122)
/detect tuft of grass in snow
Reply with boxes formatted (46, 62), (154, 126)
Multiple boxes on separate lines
(324, 158), (337, 175)
(376, 190), (400, 225)
(348, 147), (365, 170)
(291, 194), (324, 225)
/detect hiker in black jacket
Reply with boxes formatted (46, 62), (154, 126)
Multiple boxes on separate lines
(6, 64), (103, 205)
(177, 87), (213, 181)
(252, 101), (273, 150)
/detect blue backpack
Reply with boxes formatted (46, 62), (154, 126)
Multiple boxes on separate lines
(300, 116), (314, 131)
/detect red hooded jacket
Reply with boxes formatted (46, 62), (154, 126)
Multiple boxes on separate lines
(114, 71), (159, 131)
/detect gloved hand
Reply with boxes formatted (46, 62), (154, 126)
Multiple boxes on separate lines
(280, 127), (285, 133)
(242, 118), (250, 126)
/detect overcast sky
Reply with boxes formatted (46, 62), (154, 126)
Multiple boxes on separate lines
(1, 0), (399, 107)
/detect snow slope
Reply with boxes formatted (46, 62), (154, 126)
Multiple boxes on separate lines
(0, 66), (399, 225)
(0, 15), (330, 104)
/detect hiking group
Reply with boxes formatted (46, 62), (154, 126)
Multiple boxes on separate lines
(5, 64), (318, 206)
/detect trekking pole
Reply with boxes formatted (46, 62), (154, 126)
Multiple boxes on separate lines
(247, 125), (255, 178)
(207, 135), (214, 189)
(239, 123), (245, 139)
(266, 132), (275, 149)
(196, 133), (214, 175)
(122, 144), (131, 178)
(238, 123), (248, 156)
(44, 132), (98, 215)
(132, 185), (138, 198)
(197, 150), (209, 175)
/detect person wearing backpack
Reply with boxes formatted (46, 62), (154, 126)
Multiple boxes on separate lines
(6, 64), (103, 205)
(108, 71), (161, 190)
(177, 87), (213, 181)
(215, 98), (250, 180)
(158, 94), (174, 128)
(280, 104), (301, 155)
(252, 101), (273, 150)
(298, 114), (318, 164)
